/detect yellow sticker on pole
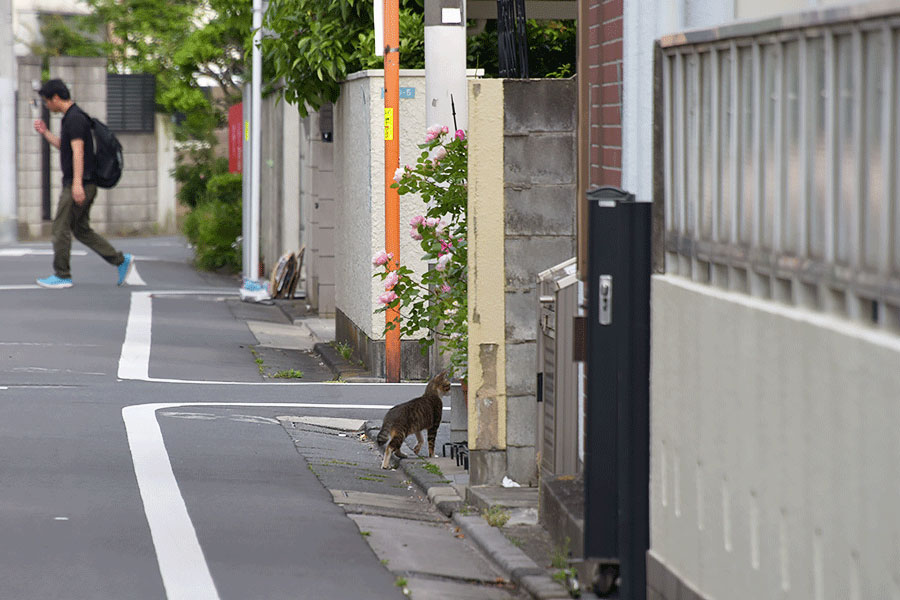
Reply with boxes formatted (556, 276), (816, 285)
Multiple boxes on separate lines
(384, 108), (394, 141)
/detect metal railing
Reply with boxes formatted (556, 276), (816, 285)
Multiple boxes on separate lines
(658, 2), (900, 331)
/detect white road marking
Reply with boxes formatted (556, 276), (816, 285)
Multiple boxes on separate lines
(126, 263), (147, 286)
(0, 248), (86, 257)
(0, 285), (41, 291)
(0, 342), (100, 347)
(119, 292), (153, 381)
(123, 402), (396, 600)
(118, 290), (425, 386)
(12, 367), (107, 376)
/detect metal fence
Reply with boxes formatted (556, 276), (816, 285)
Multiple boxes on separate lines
(658, 3), (900, 331)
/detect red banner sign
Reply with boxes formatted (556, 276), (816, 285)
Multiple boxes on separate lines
(228, 103), (243, 174)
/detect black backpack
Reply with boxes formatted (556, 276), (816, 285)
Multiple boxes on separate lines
(86, 113), (124, 188)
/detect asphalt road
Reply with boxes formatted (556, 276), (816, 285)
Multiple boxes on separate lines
(0, 236), (431, 599)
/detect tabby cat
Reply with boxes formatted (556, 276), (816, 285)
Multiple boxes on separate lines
(377, 371), (451, 469)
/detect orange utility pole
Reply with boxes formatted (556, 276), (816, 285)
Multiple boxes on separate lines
(384, 0), (401, 382)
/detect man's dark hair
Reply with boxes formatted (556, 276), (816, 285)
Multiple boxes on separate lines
(38, 79), (71, 101)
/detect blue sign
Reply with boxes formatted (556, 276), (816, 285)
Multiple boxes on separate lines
(381, 87), (416, 99)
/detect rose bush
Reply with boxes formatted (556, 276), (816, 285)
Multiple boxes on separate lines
(373, 124), (468, 378)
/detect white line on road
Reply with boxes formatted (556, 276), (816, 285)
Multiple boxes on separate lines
(123, 402), (396, 600)
(0, 248), (86, 257)
(0, 285), (41, 291)
(118, 291), (425, 386)
(126, 263), (147, 286)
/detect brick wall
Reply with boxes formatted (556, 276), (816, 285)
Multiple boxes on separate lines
(588, 0), (623, 187)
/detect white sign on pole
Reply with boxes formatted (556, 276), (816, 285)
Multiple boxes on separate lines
(374, 0), (384, 56)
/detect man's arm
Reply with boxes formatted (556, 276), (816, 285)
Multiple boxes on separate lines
(33, 120), (60, 149)
(71, 139), (86, 205)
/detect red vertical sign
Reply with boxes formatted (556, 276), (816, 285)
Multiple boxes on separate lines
(228, 103), (243, 174)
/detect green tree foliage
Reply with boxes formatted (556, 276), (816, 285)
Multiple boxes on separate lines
(262, 0), (425, 115)
(31, 14), (104, 59)
(35, 0), (251, 140)
(468, 19), (575, 78)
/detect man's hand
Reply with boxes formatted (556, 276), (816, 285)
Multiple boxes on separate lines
(72, 183), (86, 205)
(33, 120), (47, 135)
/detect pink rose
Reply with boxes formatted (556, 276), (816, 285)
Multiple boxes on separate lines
(409, 215), (425, 227)
(378, 291), (398, 305)
(441, 126), (449, 134)
(393, 167), (405, 183)
(384, 271), (400, 290)
(372, 250), (393, 266)
(441, 284), (451, 293)
(436, 253), (452, 271)
(410, 229), (423, 240)
(425, 217), (440, 227)
(455, 129), (466, 141)
(432, 145), (447, 162)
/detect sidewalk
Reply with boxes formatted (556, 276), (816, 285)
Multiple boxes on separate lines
(245, 298), (586, 599)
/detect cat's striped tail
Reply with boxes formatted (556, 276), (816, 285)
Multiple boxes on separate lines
(376, 427), (389, 445)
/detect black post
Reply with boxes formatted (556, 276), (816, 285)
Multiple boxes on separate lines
(41, 103), (51, 221)
(584, 187), (651, 599)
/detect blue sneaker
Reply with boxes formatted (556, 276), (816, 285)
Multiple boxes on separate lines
(36, 275), (73, 289)
(117, 253), (134, 286)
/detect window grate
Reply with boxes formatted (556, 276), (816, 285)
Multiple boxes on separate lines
(106, 74), (156, 133)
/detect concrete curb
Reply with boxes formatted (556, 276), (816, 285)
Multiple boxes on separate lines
(313, 342), (371, 380)
(453, 514), (571, 600)
(362, 421), (569, 600)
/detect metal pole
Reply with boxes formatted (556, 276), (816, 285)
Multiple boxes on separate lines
(250, 0), (262, 280)
(384, 0), (401, 382)
(242, 84), (251, 281)
(0, 0), (16, 243)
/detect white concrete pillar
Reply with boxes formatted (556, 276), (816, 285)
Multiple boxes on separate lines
(0, 0), (16, 242)
(156, 115), (176, 233)
(424, 0), (468, 133)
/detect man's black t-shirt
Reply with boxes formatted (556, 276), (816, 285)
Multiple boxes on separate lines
(59, 104), (96, 186)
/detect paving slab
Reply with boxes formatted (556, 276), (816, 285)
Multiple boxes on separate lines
(247, 320), (317, 350)
(331, 489), (431, 512)
(279, 416), (365, 431)
(349, 514), (508, 584)
(404, 576), (523, 600)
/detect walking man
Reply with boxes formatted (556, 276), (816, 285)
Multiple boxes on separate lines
(33, 79), (133, 289)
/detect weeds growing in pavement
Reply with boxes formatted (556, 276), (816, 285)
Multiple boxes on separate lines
(482, 505), (510, 528)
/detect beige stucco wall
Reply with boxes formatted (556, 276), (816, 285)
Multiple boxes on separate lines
(467, 78), (507, 452)
(333, 70), (429, 340)
(650, 274), (900, 600)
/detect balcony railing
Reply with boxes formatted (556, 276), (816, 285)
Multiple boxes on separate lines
(657, 2), (900, 331)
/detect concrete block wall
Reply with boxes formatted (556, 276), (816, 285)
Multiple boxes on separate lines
(106, 132), (160, 234)
(503, 79), (577, 485)
(16, 55), (43, 239)
(467, 78), (577, 487)
(15, 56), (168, 238)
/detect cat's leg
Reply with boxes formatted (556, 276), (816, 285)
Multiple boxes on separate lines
(427, 425), (439, 457)
(412, 431), (424, 455)
(390, 436), (406, 459)
(381, 444), (394, 469)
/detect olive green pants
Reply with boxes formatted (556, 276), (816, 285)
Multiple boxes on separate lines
(52, 184), (123, 279)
